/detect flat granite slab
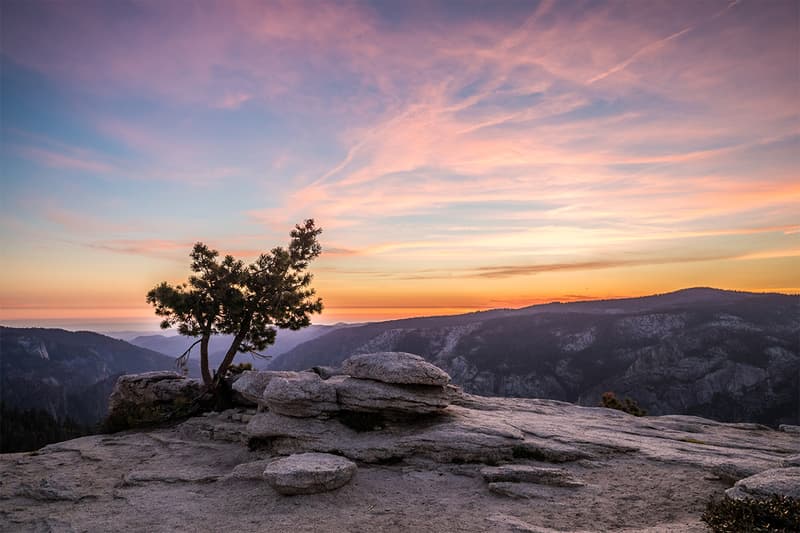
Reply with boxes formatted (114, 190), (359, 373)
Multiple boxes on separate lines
(2, 397), (798, 532)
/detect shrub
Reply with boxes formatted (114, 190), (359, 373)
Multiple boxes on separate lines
(601, 391), (647, 416)
(702, 495), (800, 532)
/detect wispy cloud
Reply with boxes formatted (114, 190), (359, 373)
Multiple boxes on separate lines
(13, 144), (116, 174)
(734, 248), (800, 261)
(586, 26), (695, 85)
(471, 255), (731, 279)
(86, 239), (192, 259)
(2, 0), (797, 321)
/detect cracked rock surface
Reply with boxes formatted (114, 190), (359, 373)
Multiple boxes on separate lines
(2, 397), (799, 532)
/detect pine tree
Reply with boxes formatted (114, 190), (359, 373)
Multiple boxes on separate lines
(146, 219), (323, 389)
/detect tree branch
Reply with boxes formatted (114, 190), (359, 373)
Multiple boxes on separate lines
(175, 338), (202, 372)
(247, 350), (272, 361)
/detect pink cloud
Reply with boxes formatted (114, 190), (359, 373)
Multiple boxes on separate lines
(4, 0), (797, 295)
(43, 206), (132, 234)
(86, 239), (192, 259)
(217, 92), (253, 110)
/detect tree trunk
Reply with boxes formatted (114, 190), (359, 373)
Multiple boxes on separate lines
(199, 333), (212, 385)
(213, 317), (251, 388)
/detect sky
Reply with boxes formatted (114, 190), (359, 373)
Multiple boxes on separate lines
(1, 0), (798, 331)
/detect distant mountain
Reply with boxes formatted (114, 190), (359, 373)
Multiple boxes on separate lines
(0, 327), (195, 431)
(269, 288), (800, 426)
(129, 324), (342, 370)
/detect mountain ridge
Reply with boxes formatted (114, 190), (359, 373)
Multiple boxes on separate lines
(268, 288), (799, 426)
(0, 326), (195, 431)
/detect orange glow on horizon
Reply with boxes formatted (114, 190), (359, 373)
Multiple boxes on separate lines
(1, 1), (798, 331)
(3, 283), (797, 330)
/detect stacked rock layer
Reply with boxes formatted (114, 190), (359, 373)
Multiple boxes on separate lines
(233, 351), (455, 420)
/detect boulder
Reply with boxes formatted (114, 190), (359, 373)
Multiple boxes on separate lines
(481, 465), (585, 488)
(334, 376), (451, 415)
(106, 371), (204, 431)
(342, 352), (451, 386)
(262, 452), (357, 495)
(231, 370), (309, 406)
(725, 467), (800, 501)
(263, 373), (338, 417)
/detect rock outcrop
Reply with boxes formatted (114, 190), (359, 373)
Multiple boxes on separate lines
(4, 353), (800, 532)
(241, 352), (460, 460)
(334, 376), (451, 415)
(263, 373), (339, 417)
(234, 353), (454, 419)
(231, 370), (305, 406)
(342, 351), (450, 386)
(262, 452), (357, 495)
(106, 371), (204, 430)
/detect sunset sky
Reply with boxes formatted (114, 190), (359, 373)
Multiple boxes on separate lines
(1, 0), (798, 331)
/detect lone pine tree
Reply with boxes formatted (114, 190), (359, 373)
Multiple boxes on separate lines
(146, 219), (323, 390)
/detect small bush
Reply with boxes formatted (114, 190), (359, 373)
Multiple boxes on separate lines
(601, 391), (647, 416)
(702, 495), (800, 532)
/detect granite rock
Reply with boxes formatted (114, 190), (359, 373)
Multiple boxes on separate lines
(342, 352), (451, 386)
(106, 371), (204, 430)
(263, 373), (338, 417)
(725, 467), (800, 500)
(232, 371), (311, 406)
(4, 395), (800, 532)
(262, 452), (357, 495)
(481, 465), (585, 487)
(335, 376), (450, 415)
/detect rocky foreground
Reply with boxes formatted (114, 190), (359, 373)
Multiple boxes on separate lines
(1, 352), (798, 532)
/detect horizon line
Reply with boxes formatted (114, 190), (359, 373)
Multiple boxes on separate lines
(2, 286), (797, 334)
